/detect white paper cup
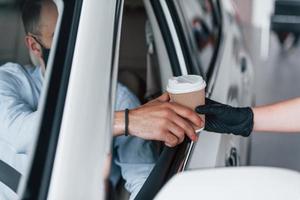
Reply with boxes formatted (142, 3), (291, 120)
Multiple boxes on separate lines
(167, 75), (206, 132)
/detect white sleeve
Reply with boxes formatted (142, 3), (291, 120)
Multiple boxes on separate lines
(0, 71), (39, 154)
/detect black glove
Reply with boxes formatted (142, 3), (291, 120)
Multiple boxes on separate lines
(196, 98), (254, 137)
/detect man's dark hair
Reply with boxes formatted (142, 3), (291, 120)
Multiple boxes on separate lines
(21, 0), (44, 35)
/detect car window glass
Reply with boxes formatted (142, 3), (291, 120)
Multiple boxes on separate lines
(0, 1), (61, 198)
(176, 0), (219, 76)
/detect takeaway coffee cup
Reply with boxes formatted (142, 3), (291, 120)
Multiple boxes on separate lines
(166, 75), (206, 132)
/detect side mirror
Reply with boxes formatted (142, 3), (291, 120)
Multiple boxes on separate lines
(155, 167), (300, 200)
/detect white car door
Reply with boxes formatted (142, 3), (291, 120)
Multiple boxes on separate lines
(170, 0), (254, 169)
(155, 167), (300, 200)
(205, 0), (254, 167)
(134, 1), (230, 199)
(135, 1), (254, 199)
(18, 1), (123, 199)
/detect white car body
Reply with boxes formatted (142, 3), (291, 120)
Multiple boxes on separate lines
(155, 167), (300, 200)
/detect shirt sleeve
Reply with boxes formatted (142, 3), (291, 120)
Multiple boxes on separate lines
(115, 83), (140, 111)
(0, 70), (39, 154)
(114, 83), (160, 199)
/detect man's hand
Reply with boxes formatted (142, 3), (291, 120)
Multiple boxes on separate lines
(196, 98), (253, 137)
(128, 93), (203, 147)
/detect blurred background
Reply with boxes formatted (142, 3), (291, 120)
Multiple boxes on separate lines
(234, 0), (300, 171)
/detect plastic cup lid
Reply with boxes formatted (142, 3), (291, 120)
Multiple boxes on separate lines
(166, 75), (206, 94)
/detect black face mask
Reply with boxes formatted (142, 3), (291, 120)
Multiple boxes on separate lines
(32, 36), (51, 68)
(41, 47), (50, 67)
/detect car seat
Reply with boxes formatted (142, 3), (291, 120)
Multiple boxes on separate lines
(0, 3), (30, 66)
(118, 5), (161, 104)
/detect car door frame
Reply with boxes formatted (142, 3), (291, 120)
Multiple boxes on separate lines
(19, 0), (124, 199)
(20, 1), (83, 199)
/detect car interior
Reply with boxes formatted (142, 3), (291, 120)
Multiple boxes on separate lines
(0, 1), (30, 66)
(113, 2), (163, 199)
(118, 2), (161, 103)
(112, 0), (182, 199)
(0, 1), (31, 198)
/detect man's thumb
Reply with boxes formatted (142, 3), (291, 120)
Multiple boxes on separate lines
(157, 93), (170, 102)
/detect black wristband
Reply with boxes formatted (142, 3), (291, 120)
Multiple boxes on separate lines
(125, 108), (129, 136)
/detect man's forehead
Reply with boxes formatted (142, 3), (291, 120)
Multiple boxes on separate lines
(38, 1), (58, 35)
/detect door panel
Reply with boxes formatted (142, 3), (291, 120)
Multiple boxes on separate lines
(136, 0), (254, 198)
(187, 0), (253, 168)
(208, 2), (253, 167)
(45, 1), (119, 200)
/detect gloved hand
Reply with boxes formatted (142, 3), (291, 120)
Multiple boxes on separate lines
(195, 98), (254, 137)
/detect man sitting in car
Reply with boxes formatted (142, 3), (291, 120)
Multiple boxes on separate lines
(0, 0), (202, 199)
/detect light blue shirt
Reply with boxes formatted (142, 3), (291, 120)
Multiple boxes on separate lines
(112, 84), (159, 199)
(0, 63), (42, 200)
(0, 63), (158, 199)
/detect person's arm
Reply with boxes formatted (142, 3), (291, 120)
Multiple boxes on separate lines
(253, 98), (300, 132)
(0, 72), (39, 153)
(113, 93), (203, 147)
(196, 97), (300, 136)
(114, 111), (127, 136)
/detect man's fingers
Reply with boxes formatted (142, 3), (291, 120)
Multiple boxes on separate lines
(154, 119), (180, 146)
(166, 102), (202, 128)
(167, 111), (198, 141)
(167, 121), (186, 143)
(163, 132), (179, 147)
(158, 118), (184, 143)
(157, 92), (170, 102)
(144, 93), (170, 107)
